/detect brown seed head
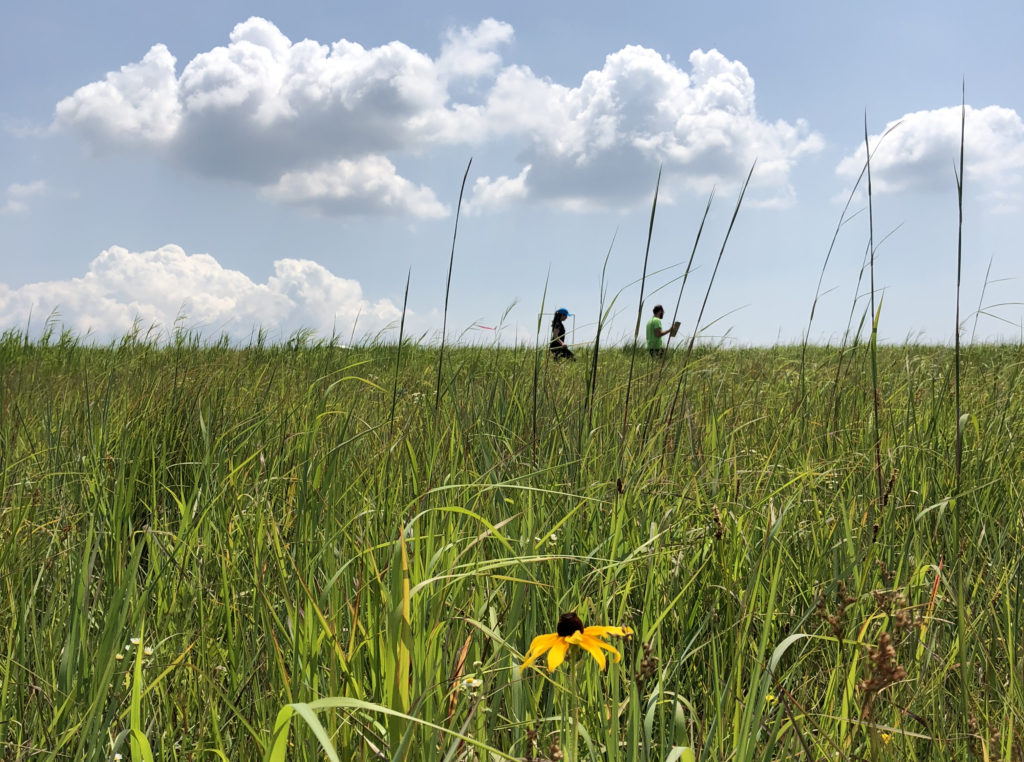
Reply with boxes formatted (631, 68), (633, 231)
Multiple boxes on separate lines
(556, 612), (584, 637)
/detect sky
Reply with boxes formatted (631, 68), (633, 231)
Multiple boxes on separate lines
(1, 0), (1022, 346)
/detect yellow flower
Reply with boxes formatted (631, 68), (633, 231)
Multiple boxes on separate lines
(880, 732), (893, 745)
(520, 612), (633, 673)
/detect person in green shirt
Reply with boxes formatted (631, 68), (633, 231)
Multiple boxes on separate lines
(645, 304), (673, 358)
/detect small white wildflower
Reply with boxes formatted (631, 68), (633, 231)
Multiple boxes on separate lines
(114, 653), (124, 661)
(143, 646), (154, 656)
(124, 644), (131, 651)
(114, 754), (123, 761)
(129, 637), (141, 646)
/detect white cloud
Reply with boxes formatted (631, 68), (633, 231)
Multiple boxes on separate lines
(465, 165), (530, 213)
(476, 47), (823, 207)
(0, 244), (401, 341)
(54, 44), (181, 147)
(8, 180), (47, 197)
(55, 16), (462, 198)
(1, 180), (47, 214)
(836, 105), (1024, 205)
(437, 19), (514, 81)
(264, 155), (448, 218)
(54, 18), (821, 213)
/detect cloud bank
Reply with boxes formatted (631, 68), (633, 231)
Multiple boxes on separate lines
(836, 105), (1024, 209)
(54, 17), (822, 214)
(0, 245), (401, 341)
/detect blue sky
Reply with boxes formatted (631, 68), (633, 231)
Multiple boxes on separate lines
(2, 0), (1022, 345)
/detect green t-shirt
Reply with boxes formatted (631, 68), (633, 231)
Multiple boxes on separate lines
(646, 316), (662, 350)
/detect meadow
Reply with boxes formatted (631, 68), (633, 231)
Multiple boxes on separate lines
(2, 329), (1022, 761)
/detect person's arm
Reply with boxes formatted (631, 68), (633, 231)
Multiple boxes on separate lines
(552, 326), (567, 347)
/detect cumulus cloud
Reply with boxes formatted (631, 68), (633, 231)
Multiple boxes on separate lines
(473, 47), (823, 208)
(836, 105), (1024, 205)
(54, 44), (181, 148)
(54, 18), (821, 213)
(0, 244), (401, 340)
(437, 19), (514, 81)
(1, 180), (47, 214)
(54, 17), (472, 188)
(264, 155), (448, 218)
(465, 165), (530, 213)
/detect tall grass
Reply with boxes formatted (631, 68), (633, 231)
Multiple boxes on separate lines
(954, 89), (966, 487)
(435, 158), (473, 410)
(864, 114), (884, 517)
(665, 163), (754, 437)
(621, 169), (663, 460)
(2, 331), (1022, 761)
(952, 86), (970, 733)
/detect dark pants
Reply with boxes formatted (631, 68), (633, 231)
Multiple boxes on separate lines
(648, 348), (665, 359)
(551, 346), (575, 360)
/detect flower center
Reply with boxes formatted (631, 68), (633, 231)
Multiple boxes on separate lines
(556, 612), (584, 637)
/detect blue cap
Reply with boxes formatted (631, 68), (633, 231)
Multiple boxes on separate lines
(555, 307), (571, 317)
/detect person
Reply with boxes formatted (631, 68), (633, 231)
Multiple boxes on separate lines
(645, 304), (674, 358)
(550, 307), (575, 360)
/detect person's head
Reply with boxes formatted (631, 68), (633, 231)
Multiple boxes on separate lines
(653, 305), (664, 318)
(555, 307), (570, 320)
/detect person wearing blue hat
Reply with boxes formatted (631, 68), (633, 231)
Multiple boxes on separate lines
(550, 307), (574, 360)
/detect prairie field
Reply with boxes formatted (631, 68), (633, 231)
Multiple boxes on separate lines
(1, 334), (1022, 761)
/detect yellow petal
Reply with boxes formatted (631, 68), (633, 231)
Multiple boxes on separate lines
(574, 633), (609, 670)
(578, 632), (622, 667)
(583, 625), (633, 639)
(546, 638), (571, 671)
(520, 633), (559, 673)
(527, 632), (559, 654)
